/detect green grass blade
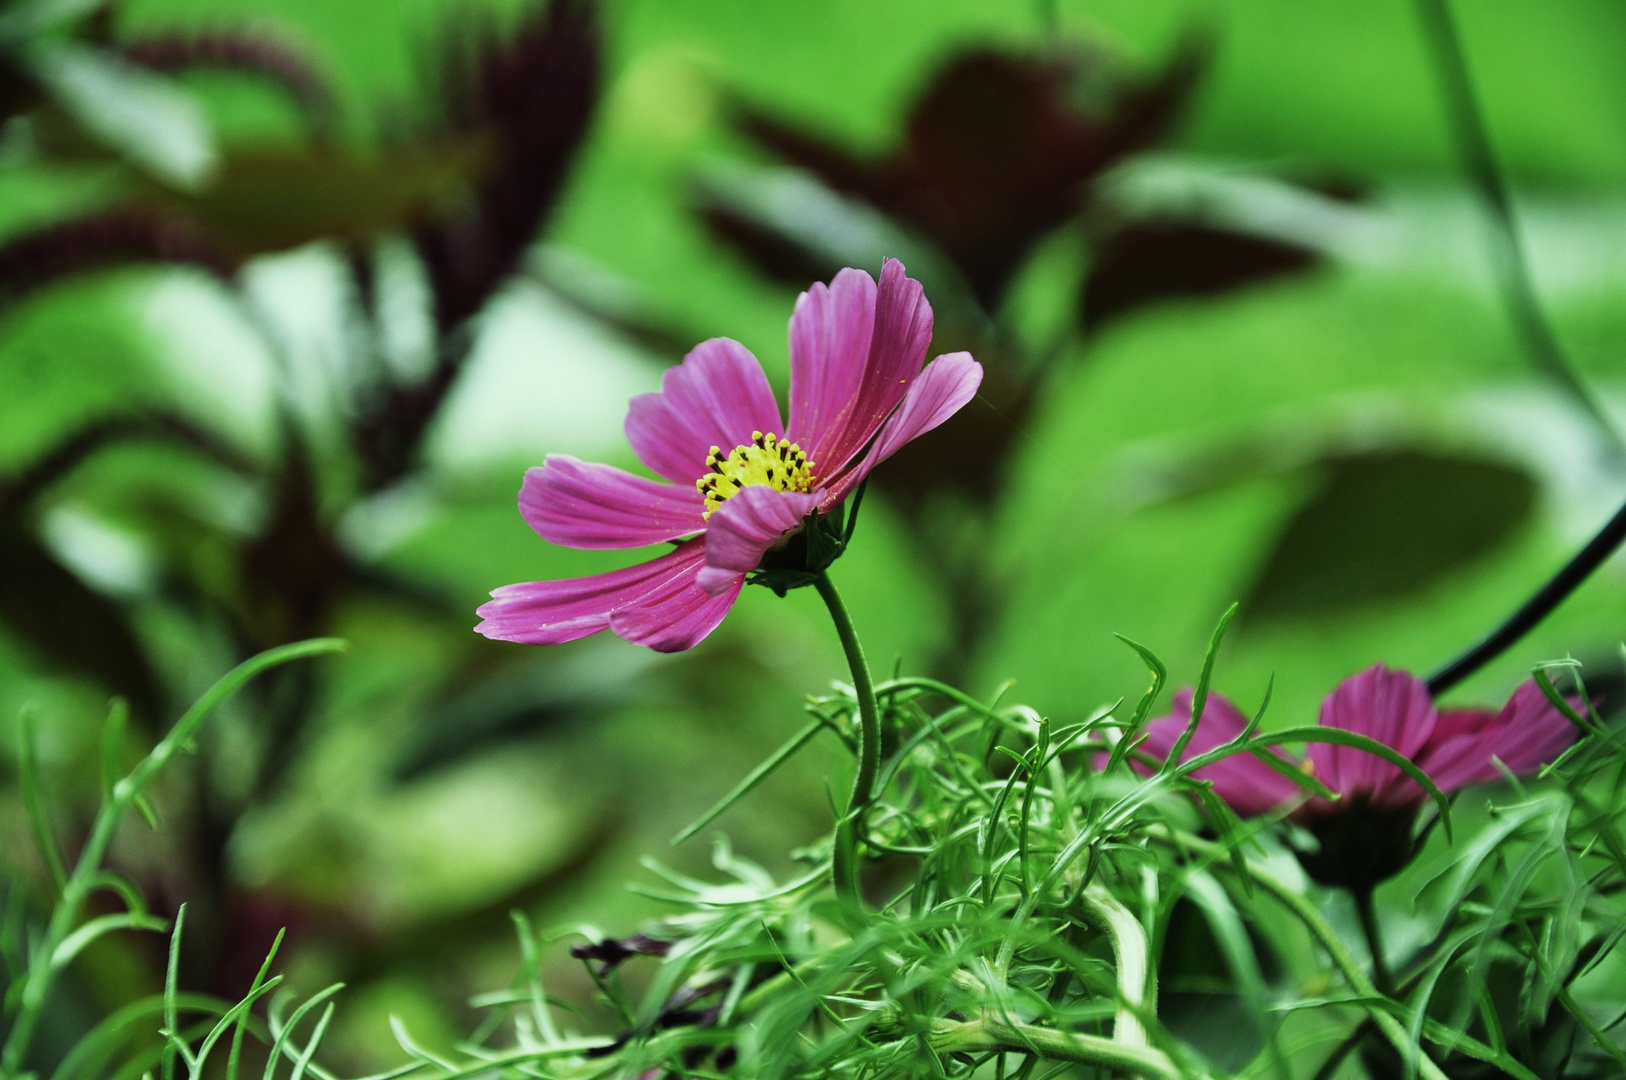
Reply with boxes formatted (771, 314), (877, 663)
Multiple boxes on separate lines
(228, 928), (286, 1080)
(1250, 726), (1454, 840)
(126, 639), (346, 801)
(51, 912), (168, 970)
(289, 1006), (334, 1080)
(265, 984), (344, 1080)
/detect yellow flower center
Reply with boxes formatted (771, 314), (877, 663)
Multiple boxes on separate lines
(696, 431), (815, 520)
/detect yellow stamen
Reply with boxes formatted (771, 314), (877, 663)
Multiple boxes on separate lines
(696, 431), (815, 519)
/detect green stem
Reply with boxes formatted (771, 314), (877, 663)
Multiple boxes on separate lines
(0, 639), (342, 1080)
(1412, 0), (1625, 455)
(1353, 887), (1395, 998)
(813, 571), (880, 910)
(1150, 827), (1451, 1080)
(1078, 883), (1155, 1050)
(930, 1017), (1187, 1079)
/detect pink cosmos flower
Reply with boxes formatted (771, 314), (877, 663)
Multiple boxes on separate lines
(1133, 664), (1579, 818)
(475, 259), (983, 652)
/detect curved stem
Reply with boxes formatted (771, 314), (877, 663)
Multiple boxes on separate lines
(1427, 492), (1626, 695)
(1412, 0), (1624, 455)
(813, 571), (880, 910)
(1078, 883), (1155, 1050)
(1354, 887), (1395, 998)
(931, 1017), (1186, 1079)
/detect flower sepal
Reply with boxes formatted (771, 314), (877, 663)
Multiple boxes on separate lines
(747, 492), (860, 597)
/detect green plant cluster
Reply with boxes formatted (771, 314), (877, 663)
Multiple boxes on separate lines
(6, 627), (1625, 1079)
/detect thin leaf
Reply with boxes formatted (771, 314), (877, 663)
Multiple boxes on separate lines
(289, 1005), (334, 1080)
(1242, 672), (1274, 740)
(48, 994), (230, 1080)
(18, 704), (68, 895)
(1107, 635), (1166, 775)
(228, 928), (285, 1080)
(1221, 726), (1454, 840)
(190, 978), (284, 1079)
(264, 984), (344, 1080)
(672, 719), (825, 846)
(125, 639), (346, 804)
(51, 912), (168, 970)
(1165, 602), (1238, 770)
(1195, 786), (1254, 898)
(163, 905), (186, 1080)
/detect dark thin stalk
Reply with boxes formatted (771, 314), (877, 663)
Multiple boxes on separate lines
(814, 571), (880, 911)
(1412, 0), (1624, 455)
(1353, 888), (1394, 998)
(1427, 493), (1626, 695)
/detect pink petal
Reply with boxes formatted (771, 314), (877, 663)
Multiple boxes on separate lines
(610, 566), (742, 652)
(697, 486), (820, 596)
(626, 338), (784, 486)
(823, 351), (983, 505)
(1413, 710), (1503, 792)
(693, 566), (746, 601)
(1307, 665), (1438, 807)
(787, 268), (875, 468)
(1424, 706), (1497, 745)
(1133, 689), (1306, 818)
(1491, 680), (1583, 770)
(520, 455), (705, 550)
(475, 538), (716, 648)
(1419, 682), (1579, 791)
(788, 259), (932, 480)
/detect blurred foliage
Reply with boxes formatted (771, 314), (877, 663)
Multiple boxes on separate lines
(2, 0), (1626, 1072)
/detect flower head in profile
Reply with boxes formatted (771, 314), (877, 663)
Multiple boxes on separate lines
(475, 258), (982, 652)
(1133, 665), (1579, 888)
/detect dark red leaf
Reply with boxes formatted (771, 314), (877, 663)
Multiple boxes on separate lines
(122, 28), (340, 139)
(1082, 219), (1318, 332)
(724, 36), (1207, 308)
(414, 0), (601, 333)
(0, 211), (236, 315)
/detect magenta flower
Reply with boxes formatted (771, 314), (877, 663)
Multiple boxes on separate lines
(475, 259), (982, 652)
(1135, 665), (1578, 819)
(1133, 665), (1579, 890)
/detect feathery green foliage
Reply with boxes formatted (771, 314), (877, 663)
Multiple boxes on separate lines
(9, 632), (1623, 1079)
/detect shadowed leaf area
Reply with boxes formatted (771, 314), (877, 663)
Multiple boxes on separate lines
(723, 39), (1203, 306)
(1081, 219), (1319, 332)
(1157, 898), (1278, 1071)
(141, 143), (486, 258)
(1246, 450), (1538, 620)
(0, 525), (161, 719)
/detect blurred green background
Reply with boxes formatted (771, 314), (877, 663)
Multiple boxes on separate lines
(4, 0), (1626, 1066)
